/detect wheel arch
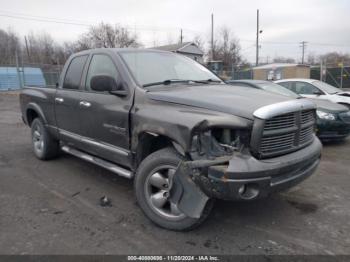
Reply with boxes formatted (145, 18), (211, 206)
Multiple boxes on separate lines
(26, 103), (47, 127)
(133, 132), (186, 169)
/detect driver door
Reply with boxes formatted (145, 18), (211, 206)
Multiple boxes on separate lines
(78, 53), (133, 167)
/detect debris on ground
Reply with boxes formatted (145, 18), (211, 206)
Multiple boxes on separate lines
(99, 196), (112, 207)
(71, 191), (80, 197)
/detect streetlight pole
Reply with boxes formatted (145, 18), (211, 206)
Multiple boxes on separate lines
(211, 13), (214, 61)
(256, 9), (260, 66)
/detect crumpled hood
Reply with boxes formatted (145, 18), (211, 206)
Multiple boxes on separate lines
(337, 91), (350, 97)
(330, 92), (350, 103)
(147, 84), (293, 120)
(308, 98), (348, 112)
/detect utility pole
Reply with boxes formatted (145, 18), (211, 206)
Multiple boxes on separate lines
(340, 60), (344, 89)
(211, 13), (214, 61)
(180, 29), (183, 44)
(300, 41), (307, 64)
(24, 36), (30, 62)
(256, 9), (262, 66)
(15, 49), (23, 89)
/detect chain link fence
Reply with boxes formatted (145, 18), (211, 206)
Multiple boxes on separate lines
(0, 62), (62, 91)
(310, 65), (350, 89)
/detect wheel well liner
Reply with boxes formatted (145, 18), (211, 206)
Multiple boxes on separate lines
(134, 132), (184, 167)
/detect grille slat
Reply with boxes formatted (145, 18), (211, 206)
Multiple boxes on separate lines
(265, 113), (296, 131)
(255, 110), (316, 158)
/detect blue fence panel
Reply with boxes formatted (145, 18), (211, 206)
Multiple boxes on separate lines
(0, 67), (46, 90)
(0, 67), (21, 90)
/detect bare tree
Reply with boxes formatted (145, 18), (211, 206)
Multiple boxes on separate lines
(0, 28), (20, 64)
(273, 56), (296, 63)
(319, 52), (350, 66)
(75, 22), (140, 50)
(20, 32), (70, 66)
(307, 53), (317, 65)
(211, 27), (244, 69)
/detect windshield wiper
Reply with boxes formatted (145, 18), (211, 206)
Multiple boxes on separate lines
(204, 78), (222, 83)
(143, 78), (222, 87)
(143, 79), (192, 87)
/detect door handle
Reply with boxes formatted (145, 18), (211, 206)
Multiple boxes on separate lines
(55, 97), (64, 103)
(79, 101), (91, 108)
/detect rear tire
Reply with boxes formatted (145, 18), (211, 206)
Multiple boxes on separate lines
(134, 147), (214, 231)
(31, 118), (59, 160)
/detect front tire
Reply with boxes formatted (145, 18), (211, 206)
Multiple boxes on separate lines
(31, 118), (59, 160)
(134, 147), (213, 231)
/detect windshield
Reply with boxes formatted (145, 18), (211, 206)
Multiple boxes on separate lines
(312, 80), (342, 94)
(257, 82), (300, 98)
(119, 51), (221, 87)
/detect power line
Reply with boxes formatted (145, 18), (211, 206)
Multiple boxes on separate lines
(0, 13), (91, 27)
(0, 9), (95, 24)
(0, 10), (206, 35)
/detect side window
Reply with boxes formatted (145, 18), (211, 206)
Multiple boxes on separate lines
(295, 82), (320, 95)
(86, 54), (119, 91)
(278, 82), (298, 93)
(63, 55), (88, 90)
(278, 82), (291, 89)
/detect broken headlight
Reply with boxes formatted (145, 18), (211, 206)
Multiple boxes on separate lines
(190, 128), (250, 160)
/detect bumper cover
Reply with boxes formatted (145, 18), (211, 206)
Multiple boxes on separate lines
(316, 119), (350, 140)
(196, 137), (322, 200)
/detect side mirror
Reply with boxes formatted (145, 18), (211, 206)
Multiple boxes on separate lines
(313, 90), (323, 96)
(90, 75), (117, 92)
(110, 90), (128, 97)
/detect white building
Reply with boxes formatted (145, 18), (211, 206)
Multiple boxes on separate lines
(152, 42), (204, 63)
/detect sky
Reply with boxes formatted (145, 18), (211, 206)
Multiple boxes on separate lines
(0, 0), (350, 63)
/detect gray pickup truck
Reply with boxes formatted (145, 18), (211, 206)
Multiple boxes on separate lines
(20, 48), (322, 230)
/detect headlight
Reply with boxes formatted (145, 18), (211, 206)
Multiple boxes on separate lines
(316, 110), (336, 120)
(190, 128), (250, 159)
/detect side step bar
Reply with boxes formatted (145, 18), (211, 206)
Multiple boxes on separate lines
(61, 145), (133, 179)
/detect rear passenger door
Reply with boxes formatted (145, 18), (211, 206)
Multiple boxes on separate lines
(55, 55), (88, 147)
(78, 53), (133, 167)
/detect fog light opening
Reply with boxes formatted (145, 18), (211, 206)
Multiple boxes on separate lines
(238, 183), (259, 200)
(238, 184), (246, 195)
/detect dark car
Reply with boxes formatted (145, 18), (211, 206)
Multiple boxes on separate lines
(19, 49), (322, 231)
(227, 80), (350, 141)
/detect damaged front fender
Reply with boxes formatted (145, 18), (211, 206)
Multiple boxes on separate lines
(170, 156), (231, 218)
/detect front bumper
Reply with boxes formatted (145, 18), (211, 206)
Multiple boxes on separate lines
(316, 119), (350, 140)
(194, 137), (322, 201)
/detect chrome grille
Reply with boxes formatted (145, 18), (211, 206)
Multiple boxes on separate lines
(264, 112), (295, 130)
(253, 110), (316, 159)
(301, 110), (315, 124)
(300, 126), (314, 145)
(260, 132), (295, 154)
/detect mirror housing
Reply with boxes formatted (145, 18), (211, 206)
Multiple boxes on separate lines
(313, 90), (323, 96)
(90, 75), (117, 92)
(110, 90), (128, 97)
